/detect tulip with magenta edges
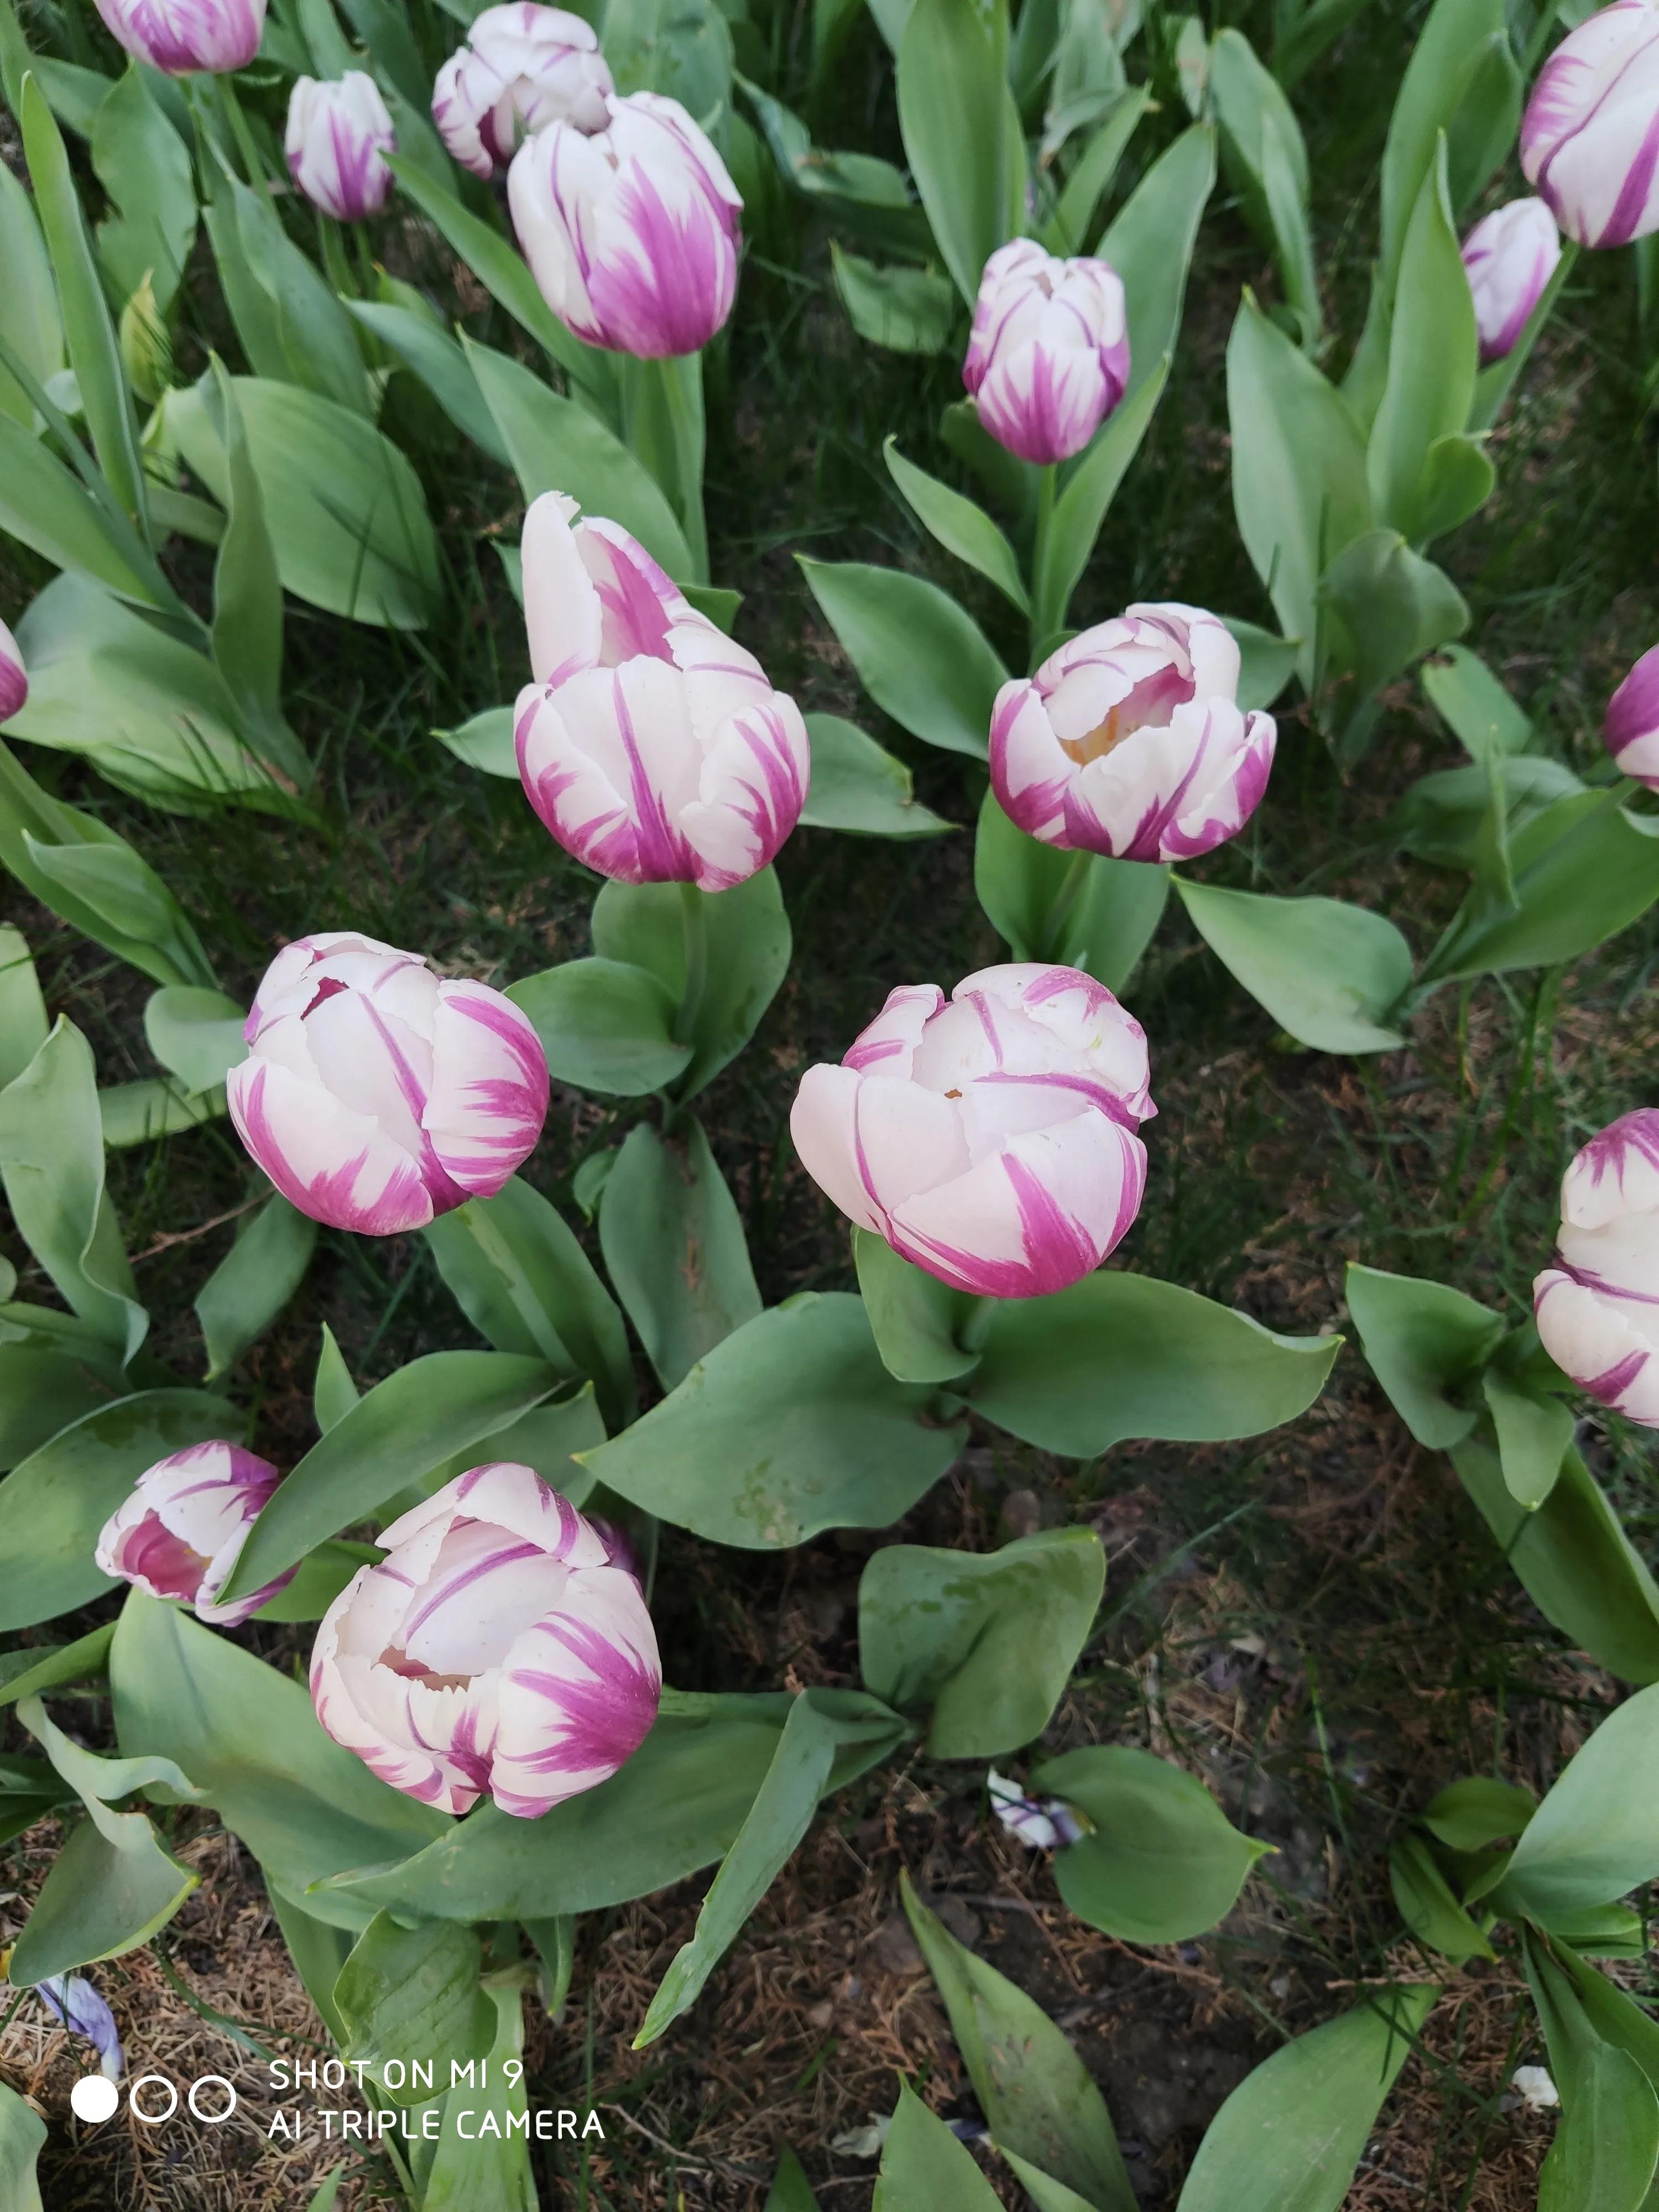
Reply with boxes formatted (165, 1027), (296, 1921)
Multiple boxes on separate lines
(990, 603), (1276, 863)
(285, 73), (397, 223)
(1604, 644), (1659, 788)
(1522, 0), (1659, 247)
(432, 2), (613, 176)
(228, 932), (549, 1235)
(0, 619), (25, 725)
(514, 491), (808, 890)
(96, 1441), (295, 1625)
(791, 963), (1154, 1300)
(311, 1464), (661, 1817)
(1535, 1109), (1659, 1427)
(963, 239), (1130, 466)
(1461, 198), (1561, 363)
(95, 0), (265, 73)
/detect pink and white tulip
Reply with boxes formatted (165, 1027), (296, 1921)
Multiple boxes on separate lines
(1605, 644), (1659, 787)
(228, 931), (549, 1235)
(311, 1463), (661, 1817)
(790, 963), (1154, 1300)
(432, 3), (612, 177)
(95, 1441), (294, 1626)
(962, 239), (1130, 466)
(507, 90), (742, 357)
(990, 604), (1276, 863)
(1461, 198), (1562, 362)
(1535, 1109), (1659, 1426)
(0, 620), (25, 724)
(285, 74), (397, 223)
(514, 492), (808, 890)
(1521, 0), (1659, 247)
(93, 0), (264, 73)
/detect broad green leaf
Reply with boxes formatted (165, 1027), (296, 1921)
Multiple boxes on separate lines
(508, 956), (692, 1098)
(1389, 1833), (1495, 1964)
(166, 375), (440, 631)
(1175, 1986), (1438, 2212)
(1421, 644), (1531, 761)
(591, 869), (791, 1102)
(202, 361), (303, 781)
(347, 300), (509, 465)
(253, 1537), (375, 1624)
(1318, 530), (1469, 757)
(578, 1293), (967, 1547)
(1505, 1684), (1659, 1919)
(875, 2084), (1003, 2208)
(312, 1323), (359, 1434)
(1343, 1262), (1503, 1448)
(738, 78), (933, 258)
(831, 246), (958, 355)
(334, 1912), (494, 2103)
(0, 1018), (145, 1360)
(1525, 1957), (1659, 2212)
(884, 436), (1028, 612)
(1482, 1366), (1573, 1511)
(766, 2145), (823, 2211)
(1097, 123), (1216, 406)
(144, 985), (246, 1094)
(636, 1689), (908, 2043)
(220, 1351), (557, 1603)
(0, 1389), (239, 1630)
(195, 1194), (316, 1381)
(1034, 1745), (1268, 1942)
(1452, 1439), (1659, 1687)
(1174, 876), (1413, 1055)
(1210, 31), (1317, 345)
(436, 706), (515, 778)
(111, 1594), (449, 1927)
(1227, 618), (1302, 711)
(524, 1913), (575, 2021)
(0, 1749), (72, 1845)
(896, 0), (1021, 303)
(798, 556), (1008, 759)
(425, 1177), (635, 1432)
(598, 1118), (761, 1391)
(1422, 1776), (1536, 1851)
(0, 1342), (116, 1469)
(90, 65), (195, 313)
(1529, 1931), (1659, 2094)
(801, 713), (953, 838)
(603, 0), (733, 126)
(0, 2083), (44, 2212)
(971, 1271), (1339, 1457)
(418, 1973), (536, 2211)
(0, 158), (62, 427)
(0, 1622), (115, 1709)
(100, 1078), (225, 1147)
(1391, 757), (1582, 877)
(1377, 0), (1508, 297)
(854, 1228), (981, 1386)
(942, 397), (1041, 535)
(902, 1872), (1137, 2211)
(269, 1884), (352, 2041)
(975, 790), (1170, 993)
(1035, 355), (1170, 636)
(860, 1528), (1104, 1757)
(218, 168), (370, 416)
(0, 413), (168, 608)
(0, 924), (46, 1090)
(1366, 144), (1478, 543)
(1046, 88), (1151, 254)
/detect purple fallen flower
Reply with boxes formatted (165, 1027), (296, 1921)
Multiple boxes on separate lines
(39, 1976), (122, 2080)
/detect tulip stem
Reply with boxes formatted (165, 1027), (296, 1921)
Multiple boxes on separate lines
(672, 880), (708, 1057)
(1029, 463), (1058, 665)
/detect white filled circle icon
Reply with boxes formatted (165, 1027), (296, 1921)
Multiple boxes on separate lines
(70, 2075), (119, 2124)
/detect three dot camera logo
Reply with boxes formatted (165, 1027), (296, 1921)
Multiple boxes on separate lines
(70, 2072), (236, 2126)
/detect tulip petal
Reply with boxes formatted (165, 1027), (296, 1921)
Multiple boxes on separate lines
(523, 492), (604, 687)
(426, 983), (549, 1198)
(492, 1564), (661, 1817)
(228, 1055), (434, 1234)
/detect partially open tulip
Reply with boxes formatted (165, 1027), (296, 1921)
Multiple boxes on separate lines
(1605, 644), (1659, 787)
(94, 0), (265, 73)
(990, 604), (1276, 862)
(285, 73), (397, 223)
(514, 492), (808, 889)
(791, 963), (1154, 1299)
(0, 620), (25, 724)
(1522, 0), (1659, 247)
(95, 1442), (294, 1625)
(1535, 1109), (1659, 1426)
(507, 90), (742, 356)
(311, 1463), (661, 1817)
(432, 3), (612, 176)
(228, 931), (549, 1235)
(1462, 198), (1561, 362)
(962, 239), (1130, 466)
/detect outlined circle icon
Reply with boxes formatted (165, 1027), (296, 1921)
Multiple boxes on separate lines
(128, 2075), (179, 2124)
(69, 2076), (118, 2124)
(189, 2076), (236, 2124)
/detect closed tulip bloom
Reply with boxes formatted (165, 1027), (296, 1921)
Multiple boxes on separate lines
(311, 1463), (661, 1817)
(1535, 1109), (1659, 1425)
(432, 3), (612, 176)
(790, 963), (1154, 1299)
(95, 1441), (294, 1626)
(514, 492), (808, 889)
(228, 931), (549, 1235)
(0, 619), (25, 723)
(285, 73), (397, 223)
(1605, 644), (1659, 786)
(1462, 198), (1562, 361)
(962, 239), (1130, 465)
(94, 0), (264, 71)
(991, 603), (1276, 862)
(507, 90), (742, 356)
(1521, 0), (1659, 246)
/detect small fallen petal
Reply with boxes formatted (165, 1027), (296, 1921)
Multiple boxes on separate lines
(1510, 2064), (1559, 2111)
(831, 2117), (889, 2159)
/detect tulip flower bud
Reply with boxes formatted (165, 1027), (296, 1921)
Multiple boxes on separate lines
(0, 618), (27, 724)
(95, 1441), (295, 1625)
(514, 492), (809, 889)
(990, 603), (1276, 862)
(1535, 1108), (1659, 1426)
(962, 239), (1130, 466)
(118, 274), (174, 404)
(311, 1463), (661, 1817)
(790, 963), (1154, 1299)
(1604, 644), (1659, 786)
(1521, 0), (1659, 247)
(432, 2), (612, 177)
(507, 90), (742, 356)
(94, 0), (265, 74)
(1461, 197), (1562, 362)
(228, 931), (549, 1235)
(285, 73), (397, 223)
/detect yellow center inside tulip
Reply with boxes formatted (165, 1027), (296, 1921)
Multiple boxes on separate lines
(1060, 705), (1135, 765)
